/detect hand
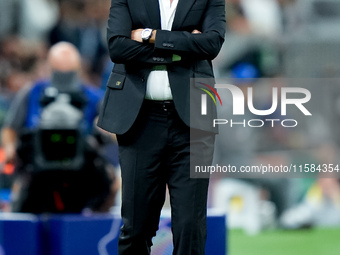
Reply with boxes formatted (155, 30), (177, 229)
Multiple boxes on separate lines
(192, 29), (202, 34)
(131, 29), (157, 43)
(131, 29), (144, 43)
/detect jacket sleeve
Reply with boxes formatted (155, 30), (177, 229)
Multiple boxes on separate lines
(107, 0), (173, 64)
(154, 0), (226, 60)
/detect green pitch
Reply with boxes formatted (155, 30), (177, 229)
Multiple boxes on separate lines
(229, 228), (340, 255)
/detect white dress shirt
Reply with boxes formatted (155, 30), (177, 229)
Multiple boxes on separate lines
(145, 0), (179, 100)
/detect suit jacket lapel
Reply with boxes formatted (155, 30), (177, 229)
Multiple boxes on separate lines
(143, 0), (161, 29)
(172, 0), (196, 30)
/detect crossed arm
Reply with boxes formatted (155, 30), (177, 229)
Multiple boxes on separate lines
(107, 0), (225, 64)
(130, 29), (201, 44)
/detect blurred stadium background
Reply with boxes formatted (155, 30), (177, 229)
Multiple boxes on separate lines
(1, 0), (340, 254)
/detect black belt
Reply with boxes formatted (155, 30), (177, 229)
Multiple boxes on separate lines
(144, 99), (175, 111)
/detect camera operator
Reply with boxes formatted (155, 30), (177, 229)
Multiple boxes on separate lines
(1, 42), (118, 213)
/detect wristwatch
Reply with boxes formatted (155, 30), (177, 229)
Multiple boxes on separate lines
(141, 28), (153, 43)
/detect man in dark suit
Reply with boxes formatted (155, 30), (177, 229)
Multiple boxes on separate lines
(98, 0), (225, 254)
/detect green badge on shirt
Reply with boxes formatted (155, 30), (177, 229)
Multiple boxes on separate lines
(172, 54), (181, 62)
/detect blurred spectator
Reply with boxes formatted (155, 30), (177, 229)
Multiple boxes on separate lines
(225, 0), (283, 37)
(213, 63), (292, 218)
(214, 0), (281, 78)
(18, 0), (59, 41)
(1, 42), (118, 213)
(49, 0), (110, 84)
(0, 0), (117, 213)
(240, 0), (283, 37)
(0, 37), (49, 132)
(0, 0), (111, 96)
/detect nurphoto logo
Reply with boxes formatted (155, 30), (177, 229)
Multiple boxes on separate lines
(201, 84), (312, 128)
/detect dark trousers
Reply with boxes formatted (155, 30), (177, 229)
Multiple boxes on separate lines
(117, 100), (215, 255)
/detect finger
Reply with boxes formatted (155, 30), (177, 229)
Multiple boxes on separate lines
(192, 30), (201, 34)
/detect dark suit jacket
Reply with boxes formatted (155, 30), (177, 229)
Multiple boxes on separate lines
(97, 0), (226, 135)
